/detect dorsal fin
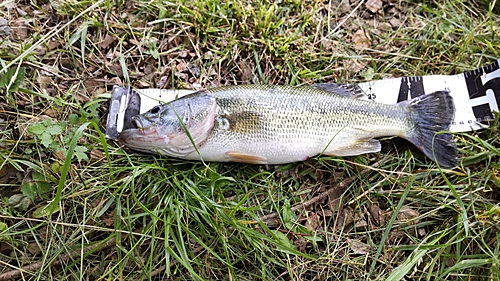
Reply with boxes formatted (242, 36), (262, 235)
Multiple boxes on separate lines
(310, 83), (365, 98)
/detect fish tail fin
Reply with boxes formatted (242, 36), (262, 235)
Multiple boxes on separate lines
(406, 90), (458, 167)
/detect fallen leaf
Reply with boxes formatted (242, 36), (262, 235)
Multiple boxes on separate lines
(0, 165), (7, 178)
(344, 59), (365, 73)
(369, 203), (385, 225)
(27, 242), (41, 255)
(389, 18), (402, 28)
(157, 75), (169, 88)
(34, 45), (45, 56)
(47, 39), (61, 50)
(3, 0), (16, 9)
(0, 17), (13, 37)
(190, 83), (202, 90)
(305, 212), (320, 231)
(8, 194), (32, 211)
(143, 64), (155, 78)
(36, 75), (52, 90)
(365, 0), (382, 13)
(44, 108), (59, 118)
(176, 60), (187, 72)
(135, 79), (150, 88)
(377, 22), (393, 31)
(336, 206), (354, 230)
(100, 34), (115, 50)
(16, 9), (26, 17)
(355, 219), (368, 229)
(12, 18), (29, 41)
(315, 169), (324, 180)
(352, 29), (371, 49)
(187, 64), (201, 78)
(174, 72), (187, 80)
(106, 62), (124, 77)
(38, 226), (48, 241)
(388, 230), (406, 243)
(109, 76), (123, 86)
(320, 209), (333, 218)
(326, 183), (345, 212)
(321, 39), (338, 52)
(294, 237), (308, 252)
(90, 149), (105, 163)
(54, 150), (65, 161)
(84, 78), (104, 91)
(337, 0), (350, 15)
(350, 240), (370, 255)
(103, 209), (115, 227)
(397, 206), (420, 222)
(0, 242), (13, 255)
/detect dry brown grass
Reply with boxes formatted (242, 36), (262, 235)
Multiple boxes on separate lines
(0, 0), (499, 280)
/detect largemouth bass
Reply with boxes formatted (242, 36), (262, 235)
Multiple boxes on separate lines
(118, 84), (458, 167)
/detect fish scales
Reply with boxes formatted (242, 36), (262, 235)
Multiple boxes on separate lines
(201, 85), (409, 162)
(118, 84), (457, 166)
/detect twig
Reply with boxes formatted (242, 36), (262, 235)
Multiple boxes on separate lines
(322, 0), (365, 40)
(258, 162), (380, 223)
(0, 236), (117, 280)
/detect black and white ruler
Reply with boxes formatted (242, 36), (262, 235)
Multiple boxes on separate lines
(105, 60), (500, 140)
(357, 59), (500, 132)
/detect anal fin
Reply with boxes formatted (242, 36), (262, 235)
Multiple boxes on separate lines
(323, 139), (381, 156)
(226, 151), (268, 164)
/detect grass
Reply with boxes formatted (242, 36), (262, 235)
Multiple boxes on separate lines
(1, 0), (500, 280)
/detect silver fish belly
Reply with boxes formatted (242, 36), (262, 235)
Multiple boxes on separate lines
(118, 84), (457, 167)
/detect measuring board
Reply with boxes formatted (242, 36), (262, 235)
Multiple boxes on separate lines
(105, 60), (500, 140)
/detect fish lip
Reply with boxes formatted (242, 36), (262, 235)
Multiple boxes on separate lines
(131, 116), (142, 129)
(129, 117), (157, 136)
(118, 126), (159, 146)
(118, 117), (158, 145)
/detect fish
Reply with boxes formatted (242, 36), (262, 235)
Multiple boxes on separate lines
(118, 84), (458, 167)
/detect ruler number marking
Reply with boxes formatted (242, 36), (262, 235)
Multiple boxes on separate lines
(397, 76), (425, 102)
(465, 60), (500, 125)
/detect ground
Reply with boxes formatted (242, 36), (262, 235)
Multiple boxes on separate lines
(0, 0), (499, 280)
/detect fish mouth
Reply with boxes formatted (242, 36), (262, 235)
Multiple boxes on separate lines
(118, 117), (158, 144)
(131, 116), (143, 130)
(117, 126), (162, 153)
(128, 116), (159, 136)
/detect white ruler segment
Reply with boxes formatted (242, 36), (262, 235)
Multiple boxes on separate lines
(105, 60), (500, 139)
(358, 59), (500, 132)
(135, 89), (195, 113)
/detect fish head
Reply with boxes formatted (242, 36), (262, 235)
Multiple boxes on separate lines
(118, 92), (217, 157)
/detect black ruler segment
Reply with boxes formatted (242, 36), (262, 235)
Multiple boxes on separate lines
(397, 76), (425, 102)
(465, 60), (500, 125)
(472, 104), (493, 124)
(123, 90), (141, 131)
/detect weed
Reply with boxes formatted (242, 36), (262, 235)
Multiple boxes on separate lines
(0, 0), (499, 280)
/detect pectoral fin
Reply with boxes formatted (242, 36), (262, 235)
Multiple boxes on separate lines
(226, 151), (268, 164)
(323, 139), (381, 156)
(221, 111), (265, 133)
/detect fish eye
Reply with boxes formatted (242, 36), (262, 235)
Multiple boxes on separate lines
(150, 105), (161, 114)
